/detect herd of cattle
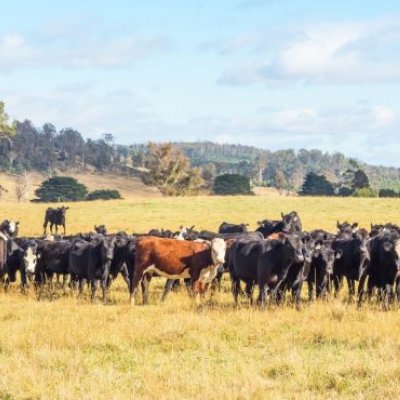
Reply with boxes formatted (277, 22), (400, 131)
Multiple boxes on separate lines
(1, 206), (400, 309)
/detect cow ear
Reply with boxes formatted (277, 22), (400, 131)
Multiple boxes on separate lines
(335, 250), (343, 259)
(337, 221), (340, 228)
(281, 212), (284, 218)
(383, 241), (394, 252)
(352, 223), (358, 228)
(16, 221), (20, 225)
(257, 221), (262, 226)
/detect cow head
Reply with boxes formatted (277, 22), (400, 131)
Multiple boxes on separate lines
(283, 234), (305, 264)
(313, 243), (337, 275)
(94, 225), (107, 235)
(102, 236), (116, 262)
(23, 244), (39, 275)
(211, 238), (226, 265)
(0, 219), (19, 239)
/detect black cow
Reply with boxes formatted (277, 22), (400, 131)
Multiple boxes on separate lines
(331, 229), (370, 301)
(256, 211), (302, 238)
(218, 222), (249, 234)
(35, 239), (73, 298)
(43, 206), (69, 235)
(198, 230), (263, 241)
(305, 241), (336, 301)
(69, 235), (117, 302)
(279, 236), (315, 308)
(365, 232), (400, 309)
(229, 234), (305, 308)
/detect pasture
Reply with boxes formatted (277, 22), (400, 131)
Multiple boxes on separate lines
(1, 196), (400, 399)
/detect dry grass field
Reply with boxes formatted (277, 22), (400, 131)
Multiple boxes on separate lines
(1, 196), (400, 399)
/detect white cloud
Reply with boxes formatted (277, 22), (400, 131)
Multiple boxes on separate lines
(0, 29), (172, 72)
(218, 17), (400, 85)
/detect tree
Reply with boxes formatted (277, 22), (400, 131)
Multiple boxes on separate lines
(352, 169), (370, 190)
(35, 176), (88, 202)
(213, 174), (253, 195)
(15, 172), (30, 202)
(299, 172), (334, 196)
(0, 101), (16, 139)
(144, 143), (204, 195)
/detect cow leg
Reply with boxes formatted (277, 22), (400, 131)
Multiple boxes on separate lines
(50, 223), (54, 234)
(257, 281), (268, 310)
(307, 280), (314, 302)
(90, 279), (99, 302)
(244, 280), (254, 306)
(346, 277), (355, 302)
(357, 271), (368, 308)
(396, 276), (400, 304)
(77, 278), (86, 300)
(119, 265), (130, 291)
(162, 279), (174, 302)
(129, 270), (144, 305)
(293, 281), (303, 310)
(141, 273), (152, 305)
(231, 277), (241, 307)
(63, 223), (66, 235)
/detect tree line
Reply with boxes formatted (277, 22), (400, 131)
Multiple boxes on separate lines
(2, 101), (400, 197)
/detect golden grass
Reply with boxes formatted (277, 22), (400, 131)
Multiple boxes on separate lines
(1, 196), (400, 399)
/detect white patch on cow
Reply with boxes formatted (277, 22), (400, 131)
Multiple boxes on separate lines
(211, 238), (226, 265)
(143, 265), (190, 279)
(395, 241), (400, 257)
(199, 264), (219, 284)
(9, 221), (17, 234)
(23, 247), (37, 274)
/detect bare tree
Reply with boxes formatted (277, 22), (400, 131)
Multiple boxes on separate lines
(15, 171), (30, 202)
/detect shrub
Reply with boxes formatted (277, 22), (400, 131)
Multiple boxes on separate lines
(35, 176), (88, 202)
(213, 174), (253, 195)
(353, 187), (378, 198)
(337, 186), (353, 197)
(87, 189), (122, 200)
(379, 189), (400, 198)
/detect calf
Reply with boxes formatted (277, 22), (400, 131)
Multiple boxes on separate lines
(256, 211), (302, 238)
(130, 237), (226, 305)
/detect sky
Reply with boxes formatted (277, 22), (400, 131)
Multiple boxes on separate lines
(1, 0), (399, 166)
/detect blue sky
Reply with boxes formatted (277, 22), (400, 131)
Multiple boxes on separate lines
(1, 0), (399, 165)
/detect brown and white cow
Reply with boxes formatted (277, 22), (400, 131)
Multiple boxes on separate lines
(130, 236), (226, 305)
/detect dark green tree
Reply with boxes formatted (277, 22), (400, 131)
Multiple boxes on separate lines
(213, 174), (253, 195)
(35, 176), (88, 202)
(352, 169), (370, 190)
(299, 172), (334, 196)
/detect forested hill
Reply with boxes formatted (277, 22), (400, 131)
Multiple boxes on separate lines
(1, 119), (400, 192)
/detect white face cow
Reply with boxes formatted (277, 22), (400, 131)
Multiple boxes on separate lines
(23, 246), (38, 275)
(211, 238), (226, 266)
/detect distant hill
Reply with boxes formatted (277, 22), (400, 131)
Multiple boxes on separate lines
(1, 118), (400, 193)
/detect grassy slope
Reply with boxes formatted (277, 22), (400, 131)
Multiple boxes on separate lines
(1, 196), (400, 399)
(0, 171), (160, 201)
